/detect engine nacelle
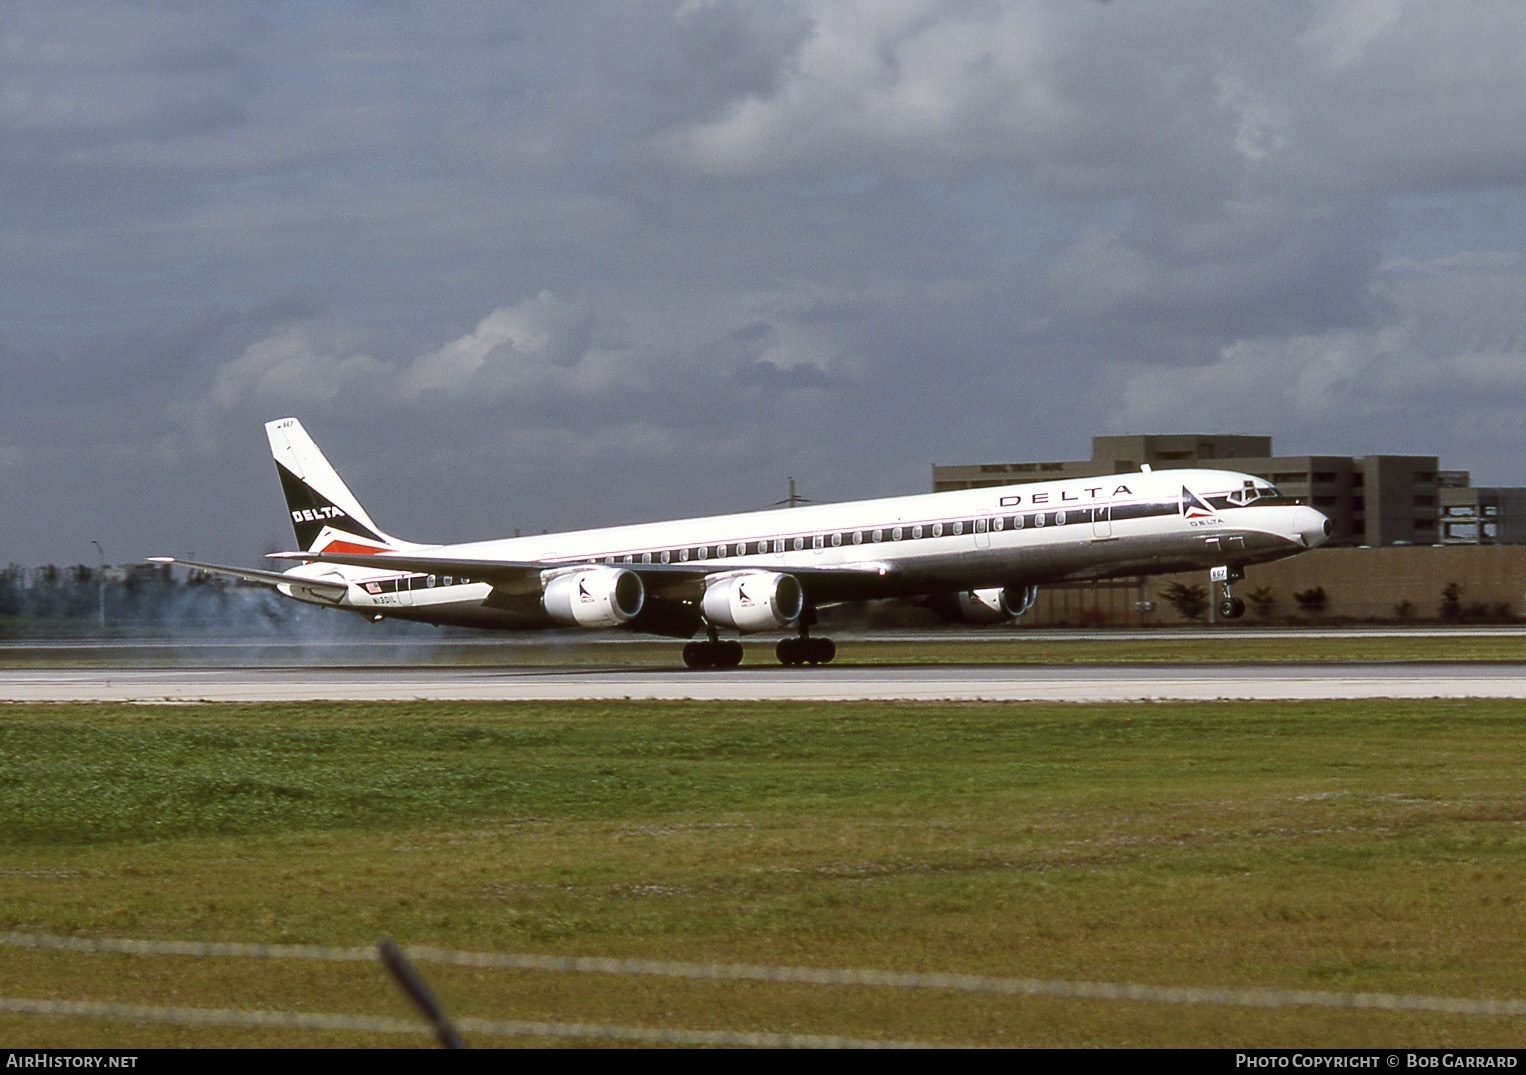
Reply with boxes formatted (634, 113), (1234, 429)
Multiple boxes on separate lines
(925, 584), (1039, 625)
(1003, 583), (1039, 618)
(701, 571), (804, 633)
(542, 567), (645, 628)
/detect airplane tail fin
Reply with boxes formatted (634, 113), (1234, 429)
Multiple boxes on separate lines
(265, 418), (409, 555)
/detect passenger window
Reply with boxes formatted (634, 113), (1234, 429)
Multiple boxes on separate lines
(1055, 511), (1066, 526)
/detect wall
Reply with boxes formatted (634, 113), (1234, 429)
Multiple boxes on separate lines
(1019, 546), (1526, 626)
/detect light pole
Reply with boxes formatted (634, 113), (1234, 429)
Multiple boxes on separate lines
(90, 540), (106, 631)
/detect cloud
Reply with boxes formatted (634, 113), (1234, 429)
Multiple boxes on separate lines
(207, 292), (649, 415)
(1105, 253), (1526, 466)
(210, 325), (386, 410)
(400, 292), (586, 401)
(655, 1), (1091, 176)
(9, 1), (1526, 565)
(0, 3), (249, 155)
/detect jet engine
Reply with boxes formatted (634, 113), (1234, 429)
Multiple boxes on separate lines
(925, 584), (1039, 625)
(542, 567), (645, 628)
(701, 571), (804, 632)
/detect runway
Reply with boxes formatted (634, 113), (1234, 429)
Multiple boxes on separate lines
(9, 661), (1526, 703)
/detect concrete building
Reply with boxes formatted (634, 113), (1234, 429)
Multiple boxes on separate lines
(1439, 482), (1526, 545)
(933, 434), (1442, 547)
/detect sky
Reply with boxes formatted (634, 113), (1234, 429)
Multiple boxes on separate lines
(7, 0), (1526, 567)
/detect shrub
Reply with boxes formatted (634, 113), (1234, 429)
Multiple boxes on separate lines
(1160, 582), (1208, 621)
(1293, 586), (1328, 616)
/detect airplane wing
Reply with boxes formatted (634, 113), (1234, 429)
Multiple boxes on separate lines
(279, 549), (893, 602)
(146, 557), (351, 601)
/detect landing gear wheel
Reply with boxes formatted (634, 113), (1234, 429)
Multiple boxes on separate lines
(684, 639), (745, 669)
(777, 636), (835, 666)
(1219, 597), (1246, 620)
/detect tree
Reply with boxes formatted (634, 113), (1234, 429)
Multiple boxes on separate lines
(1293, 586), (1327, 616)
(1439, 582), (1463, 623)
(1246, 586), (1276, 621)
(1160, 582), (1208, 621)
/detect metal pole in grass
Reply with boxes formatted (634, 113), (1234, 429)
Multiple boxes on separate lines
(378, 938), (469, 1048)
(90, 540), (106, 631)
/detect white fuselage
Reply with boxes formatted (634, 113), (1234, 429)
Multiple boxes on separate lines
(277, 467), (1330, 630)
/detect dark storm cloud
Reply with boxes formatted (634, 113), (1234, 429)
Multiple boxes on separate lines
(5, 1), (1526, 566)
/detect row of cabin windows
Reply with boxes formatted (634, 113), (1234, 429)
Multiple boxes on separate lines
(366, 505), (1124, 588)
(603, 511), (1080, 566)
(365, 574), (476, 595)
(360, 509), (1085, 591)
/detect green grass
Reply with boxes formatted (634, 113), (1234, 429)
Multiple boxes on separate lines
(1, 700), (1523, 1047)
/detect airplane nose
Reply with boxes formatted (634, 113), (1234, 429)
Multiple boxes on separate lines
(1298, 507), (1332, 548)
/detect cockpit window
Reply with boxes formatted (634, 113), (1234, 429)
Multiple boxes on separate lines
(1227, 480), (1282, 507)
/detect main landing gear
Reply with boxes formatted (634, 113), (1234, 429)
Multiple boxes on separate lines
(776, 634), (836, 667)
(777, 608), (835, 667)
(1213, 564), (1247, 620)
(680, 620), (839, 670)
(682, 628), (743, 669)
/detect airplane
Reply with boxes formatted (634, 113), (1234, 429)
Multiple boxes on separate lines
(153, 417), (1331, 668)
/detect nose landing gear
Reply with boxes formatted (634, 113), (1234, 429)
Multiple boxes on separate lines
(1213, 564), (1247, 620)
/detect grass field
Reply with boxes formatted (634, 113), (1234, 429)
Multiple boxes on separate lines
(1, 699), (1522, 1047)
